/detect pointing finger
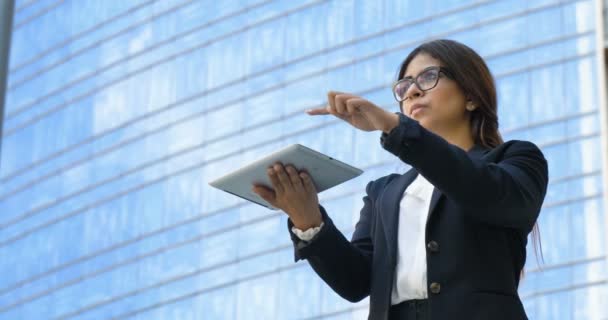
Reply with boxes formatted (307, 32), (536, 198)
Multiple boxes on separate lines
(306, 108), (330, 116)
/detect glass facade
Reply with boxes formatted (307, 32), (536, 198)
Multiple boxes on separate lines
(0, 0), (606, 319)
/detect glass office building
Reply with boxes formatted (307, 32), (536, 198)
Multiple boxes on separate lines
(0, 0), (607, 319)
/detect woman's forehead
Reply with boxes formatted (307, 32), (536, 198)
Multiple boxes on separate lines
(404, 53), (442, 78)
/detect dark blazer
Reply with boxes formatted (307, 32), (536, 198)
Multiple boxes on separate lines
(287, 113), (549, 320)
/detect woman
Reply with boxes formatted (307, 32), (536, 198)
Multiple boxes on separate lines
(252, 39), (548, 320)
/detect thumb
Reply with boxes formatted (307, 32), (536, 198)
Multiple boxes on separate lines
(252, 185), (276, 202)
(306, 107), (330, 116)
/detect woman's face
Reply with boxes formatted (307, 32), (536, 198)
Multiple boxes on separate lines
(400, 53), (470, 132)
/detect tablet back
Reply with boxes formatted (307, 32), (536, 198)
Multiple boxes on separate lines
(208, 144), (363, 210)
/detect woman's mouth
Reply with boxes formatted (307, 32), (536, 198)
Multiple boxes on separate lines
(410, 104), (427, 116)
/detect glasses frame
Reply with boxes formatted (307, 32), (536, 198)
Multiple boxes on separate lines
(392, 66), (453, 102)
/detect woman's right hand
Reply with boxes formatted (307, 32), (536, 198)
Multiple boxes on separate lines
(306, 91), (399, 133)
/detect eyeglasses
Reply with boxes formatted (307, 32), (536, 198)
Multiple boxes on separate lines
(392, 66), (453, 102)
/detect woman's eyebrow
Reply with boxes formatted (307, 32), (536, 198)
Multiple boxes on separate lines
(404, 68), (424, 79)
(405, 66), (435, 79)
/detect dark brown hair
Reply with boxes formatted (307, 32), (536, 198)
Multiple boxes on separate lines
(397, 39), (502, 148)
(396, 39), (543, 276)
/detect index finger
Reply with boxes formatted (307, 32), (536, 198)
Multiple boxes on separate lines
(306, 107), (330, 115)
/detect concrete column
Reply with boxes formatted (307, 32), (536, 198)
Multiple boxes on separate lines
(595, 0), (608, 279)
(0, 0), (15, 164)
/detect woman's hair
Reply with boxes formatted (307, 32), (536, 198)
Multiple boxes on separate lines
(396, 39), (502, 149)
(395, 39), (543, 276)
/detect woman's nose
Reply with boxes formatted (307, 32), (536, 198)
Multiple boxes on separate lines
(405, 82), (423, 100)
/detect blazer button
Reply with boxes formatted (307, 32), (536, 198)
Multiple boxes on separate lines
(429, 282), (441, 294)
(427, 240), (439, 253)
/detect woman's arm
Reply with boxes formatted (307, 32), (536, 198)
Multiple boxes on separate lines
(252, 154), (379, 302)
(287, 180), (378, 303)
(381, 112), (549, 231)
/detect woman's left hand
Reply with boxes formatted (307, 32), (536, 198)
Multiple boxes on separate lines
(306, 91), (400, 133)
(252, 163), (323, 230)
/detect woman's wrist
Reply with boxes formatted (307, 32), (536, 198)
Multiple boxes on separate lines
(382, 111), (400, 134)
(291, 208), (323, 230)
(292, 218), (323, 230)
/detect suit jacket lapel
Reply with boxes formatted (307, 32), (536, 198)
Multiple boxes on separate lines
(425, 186), (443, 227)
(380, 168), (418, 266)
(383, 172), (444, 264)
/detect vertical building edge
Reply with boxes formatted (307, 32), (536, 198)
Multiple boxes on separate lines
(0, 0), (15, 166)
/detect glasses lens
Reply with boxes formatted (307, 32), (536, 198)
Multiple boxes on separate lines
(394, 80), (412, 101)
(418, 69), (440, 90)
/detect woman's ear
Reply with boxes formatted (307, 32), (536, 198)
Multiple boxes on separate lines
(466, 100), (476, 111)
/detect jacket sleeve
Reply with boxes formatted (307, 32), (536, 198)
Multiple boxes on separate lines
(286, 181), (376, 303)
(381, 112), (549, 232)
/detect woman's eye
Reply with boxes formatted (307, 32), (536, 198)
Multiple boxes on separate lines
(398, 81), (412, 95)
(421, 72), (438, 82)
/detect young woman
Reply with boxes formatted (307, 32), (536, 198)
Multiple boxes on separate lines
(252, 39), (548, 320)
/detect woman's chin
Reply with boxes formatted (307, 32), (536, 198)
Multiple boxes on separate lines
(413, 114), (428, 125)
(417, 118), (436, 131)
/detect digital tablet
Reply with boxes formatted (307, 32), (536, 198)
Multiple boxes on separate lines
(208, 144), (363, 210)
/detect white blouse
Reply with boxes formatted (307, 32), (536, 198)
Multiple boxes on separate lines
(390, 173), (434, 304)
(291, 173), (435, 304)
